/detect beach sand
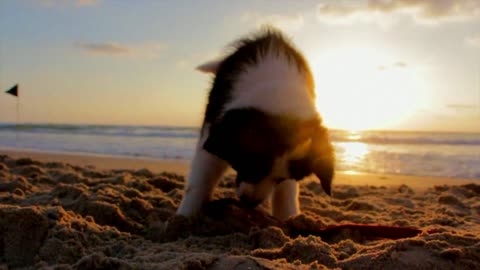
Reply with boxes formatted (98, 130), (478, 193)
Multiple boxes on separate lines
(1, 149), (479, 269)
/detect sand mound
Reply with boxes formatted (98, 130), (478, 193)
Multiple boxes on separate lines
(0, 155), (479, 269)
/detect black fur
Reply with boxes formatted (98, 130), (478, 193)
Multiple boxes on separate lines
(203, 108), (329, 185)
(204, 109), (278, 183)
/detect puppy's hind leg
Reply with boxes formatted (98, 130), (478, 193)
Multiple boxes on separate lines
(176, 144), (228, 217)
(272, 180), (300, 221)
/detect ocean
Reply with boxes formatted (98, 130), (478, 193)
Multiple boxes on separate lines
(0, 123), (479, 179)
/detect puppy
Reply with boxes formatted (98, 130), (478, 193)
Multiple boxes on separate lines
(177, 28), (334, 221)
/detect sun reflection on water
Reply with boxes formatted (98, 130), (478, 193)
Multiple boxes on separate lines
(337, 140), (370, 174)
(347, 131), (362, 141)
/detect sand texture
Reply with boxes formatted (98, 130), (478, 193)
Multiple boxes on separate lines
(0, 154), (479, 269)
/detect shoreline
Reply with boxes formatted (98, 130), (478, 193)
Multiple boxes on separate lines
(1, 147), (477, 190)
(0, 147), (191, 175)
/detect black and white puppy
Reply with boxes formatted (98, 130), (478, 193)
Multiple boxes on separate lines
(177, 28), (334, 221)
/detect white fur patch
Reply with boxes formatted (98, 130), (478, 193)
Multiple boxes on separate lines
(176, 126), (229, 217)
(272, 180), (299, 220)
(224, 51), (317, 119)
(236, 178), (276, 203)
(237, 178), (300, 221)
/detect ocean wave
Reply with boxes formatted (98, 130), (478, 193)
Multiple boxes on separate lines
(331, 135), (480, 146)
(1, 124), (479, 146)
(330, 131), (480, 146)
(0, 124), (200, 139)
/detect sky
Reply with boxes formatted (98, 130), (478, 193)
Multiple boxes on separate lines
(1, 0), (479, 132)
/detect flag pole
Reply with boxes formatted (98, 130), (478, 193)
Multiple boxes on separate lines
(477, 63), (480, 117)
(16, 95), (19, 144)
(16, 94), (19, 124)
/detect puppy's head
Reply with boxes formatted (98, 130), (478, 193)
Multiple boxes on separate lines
(204, 108), (334, 207)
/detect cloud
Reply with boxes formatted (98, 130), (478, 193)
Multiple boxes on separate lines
(377, 65), (387, 71)
(465, 34), (480, 47)
(74, 42), (166, 59)
(316, 2), (398, 27)
(377, 61), (408, 71)
(241, 12), (305, 32)
(76, 0), (98, 6)
(317, 0), (480, 25)
(447, 104), (479, 110)
(75, 42), (129, 54)
(34, 0), (100, 7)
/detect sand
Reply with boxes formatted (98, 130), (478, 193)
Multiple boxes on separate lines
(0, 150), (479, 269)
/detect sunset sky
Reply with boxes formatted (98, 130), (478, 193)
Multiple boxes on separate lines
(1, 0), (479, 132)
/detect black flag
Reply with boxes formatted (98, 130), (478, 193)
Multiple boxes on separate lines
(5, 84), (18, 97)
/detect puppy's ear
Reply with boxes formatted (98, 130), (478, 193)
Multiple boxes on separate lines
(310, 125), (335, 196)
(196, 60), (222, 74)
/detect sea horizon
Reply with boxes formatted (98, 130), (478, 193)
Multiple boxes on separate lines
(1, 122), (480, 135)
(1, 122), (479, 180)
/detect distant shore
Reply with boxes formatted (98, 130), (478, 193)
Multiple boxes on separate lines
(1, 147), (476, 191)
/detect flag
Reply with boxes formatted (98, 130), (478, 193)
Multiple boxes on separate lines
(5, 84), (18, 97)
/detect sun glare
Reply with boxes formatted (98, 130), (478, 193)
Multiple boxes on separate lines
(312, 46), (426, 131)
(341, 141), (369, 165)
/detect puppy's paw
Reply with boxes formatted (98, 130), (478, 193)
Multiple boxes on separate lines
(176, 202), (202, 218)
(176, 187), (210, 217)
(273, 208), (300, 221)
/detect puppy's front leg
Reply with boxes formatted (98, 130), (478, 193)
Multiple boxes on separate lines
(176, 145), (228, 217)
(272, 180), (300, 221)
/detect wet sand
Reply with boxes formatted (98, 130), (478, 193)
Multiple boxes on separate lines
(0, 149), (479, 269)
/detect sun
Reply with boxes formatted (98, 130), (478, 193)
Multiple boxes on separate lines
(311, 46), (426, 131)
